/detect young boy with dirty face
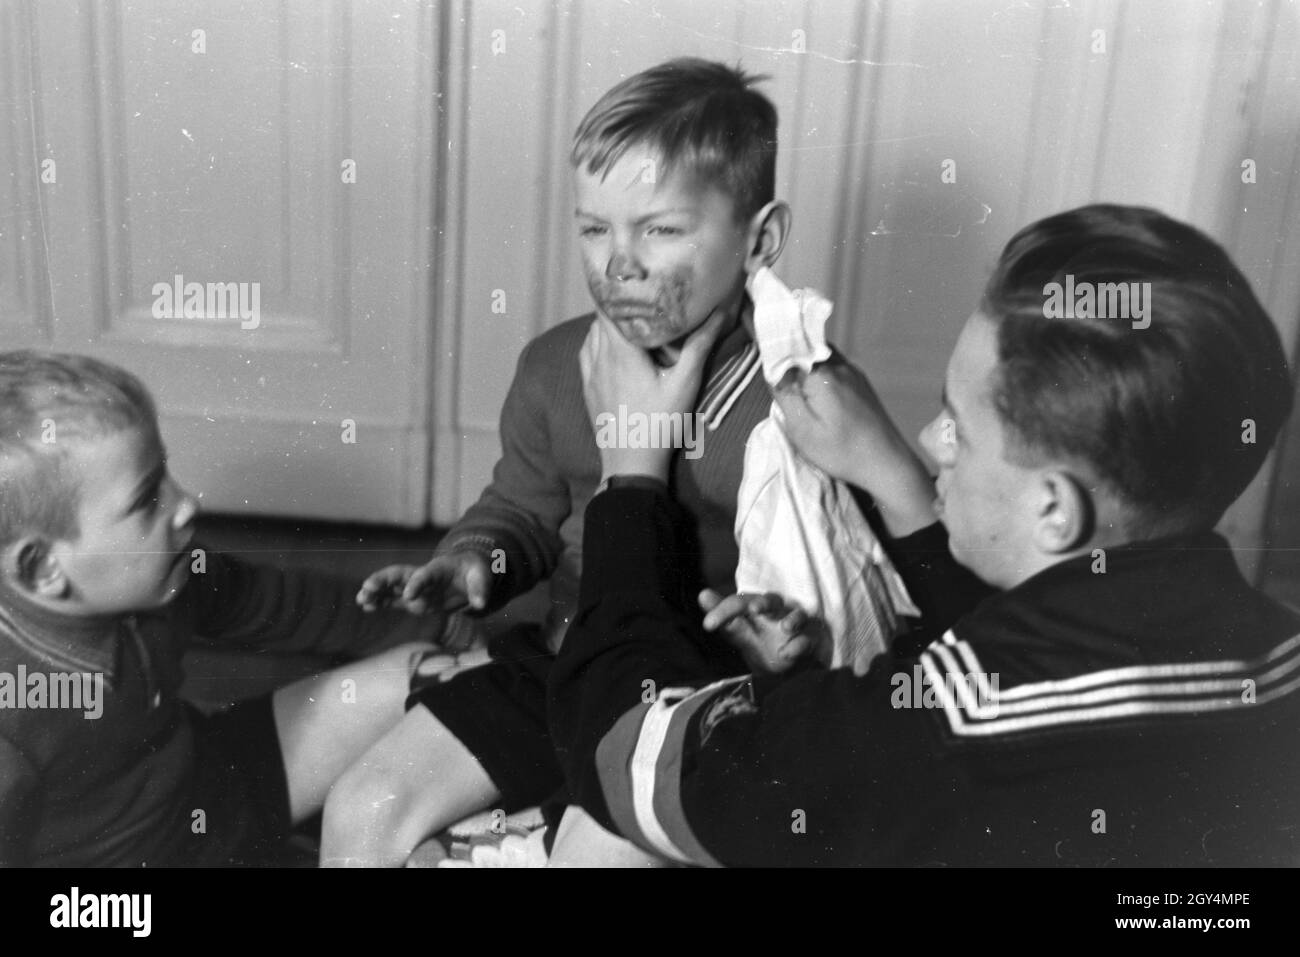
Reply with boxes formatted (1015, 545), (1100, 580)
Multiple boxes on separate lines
(326, 58), (796, 865)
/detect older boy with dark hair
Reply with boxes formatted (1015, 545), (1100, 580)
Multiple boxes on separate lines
(0, 351), (437, 866)
(553, 203), (1300, 866)
(326, 58), (794, 865)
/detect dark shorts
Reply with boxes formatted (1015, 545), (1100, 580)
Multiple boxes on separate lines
(406, 623), (564, 811)
(183, 695), (294, 866)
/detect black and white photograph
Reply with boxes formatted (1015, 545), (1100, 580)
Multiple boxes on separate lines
(0, 0), (1297, 913)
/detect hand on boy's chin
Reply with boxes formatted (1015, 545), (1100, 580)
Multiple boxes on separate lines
(605, 315), (685, 360)
(611, 307), (733, 367)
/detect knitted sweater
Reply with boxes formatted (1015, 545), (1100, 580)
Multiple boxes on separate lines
(436, 310), (771, 652)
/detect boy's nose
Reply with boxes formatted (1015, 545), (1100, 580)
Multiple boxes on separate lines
(919, 415), (952, 467)
(606, 248), (647, 282)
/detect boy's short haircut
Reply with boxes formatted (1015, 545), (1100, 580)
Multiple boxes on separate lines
(571, 57), (777, 220)
(981, 203), (1294, 535)
(0, 350), (159, 545)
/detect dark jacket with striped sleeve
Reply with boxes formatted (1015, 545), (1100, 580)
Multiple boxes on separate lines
(549, 485), (1300, 866)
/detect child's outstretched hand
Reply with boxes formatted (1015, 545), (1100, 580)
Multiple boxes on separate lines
(357, 551), (491, 617)
(698, 589), (821, 675)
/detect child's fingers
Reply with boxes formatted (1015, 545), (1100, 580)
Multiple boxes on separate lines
(358, 567), (396, 593)
(850, 644), (880, 676)
(402, 562), (446, 608)
(779, 632), (814, 665)
(355, 581), (379, 607)
(702, 592), (751, 632)
(781, 607), (809, 634)
(698, 588), (724, 614)
(702, 592), (780, 631)
(357, 590), (390, 612)
(398, 575), (422, 603)
(703, 592), (779, 627)
(461, 559), (490, 611)
(356, 566), (404, 606)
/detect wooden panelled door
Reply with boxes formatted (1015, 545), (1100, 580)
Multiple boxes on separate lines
(1, 0), (438, 525)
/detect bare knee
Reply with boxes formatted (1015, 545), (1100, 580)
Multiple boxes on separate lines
(321, 759), (425, 866)
(318, 704), (499, 866)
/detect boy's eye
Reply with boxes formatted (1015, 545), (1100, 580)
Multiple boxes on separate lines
(131, 480), (164, 515)
(646, 224), (683, 236)
(578, 224), (607, 238)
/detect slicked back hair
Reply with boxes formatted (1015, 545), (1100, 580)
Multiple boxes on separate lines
(981, 204), (1294, 536)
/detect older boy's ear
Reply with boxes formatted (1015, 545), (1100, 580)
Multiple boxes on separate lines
(745, 200), (792, 273)
(1033, 470), (1094, 555)
(7, 537), (68, 600)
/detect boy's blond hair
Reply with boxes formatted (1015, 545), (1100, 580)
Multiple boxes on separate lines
(571, 57), (777, 220)
(0, 351), (158, 545)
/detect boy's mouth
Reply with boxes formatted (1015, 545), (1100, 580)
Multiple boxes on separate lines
(604, 301), (661, 320)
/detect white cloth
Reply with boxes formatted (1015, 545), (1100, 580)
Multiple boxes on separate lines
(734, 267), (919, 673)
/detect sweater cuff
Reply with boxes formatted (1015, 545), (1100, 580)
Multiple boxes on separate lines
(887, 521), (948, 564)
(595, 474), (669, 496)
(435, 533), (499, 558)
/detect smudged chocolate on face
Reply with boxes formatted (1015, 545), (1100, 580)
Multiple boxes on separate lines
(584, 265), (699, 353)
(574, 149), (750, 361)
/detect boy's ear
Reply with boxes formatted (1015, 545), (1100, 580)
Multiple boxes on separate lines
(744, 200), (792, 274)
(6, 536), (69, 601)
(1032, 469), (1095, 556)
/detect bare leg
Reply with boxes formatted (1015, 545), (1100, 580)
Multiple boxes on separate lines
(318, 703), (499, 867)
(271, 641), (435, 823)
(546, 804), (672, 868)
